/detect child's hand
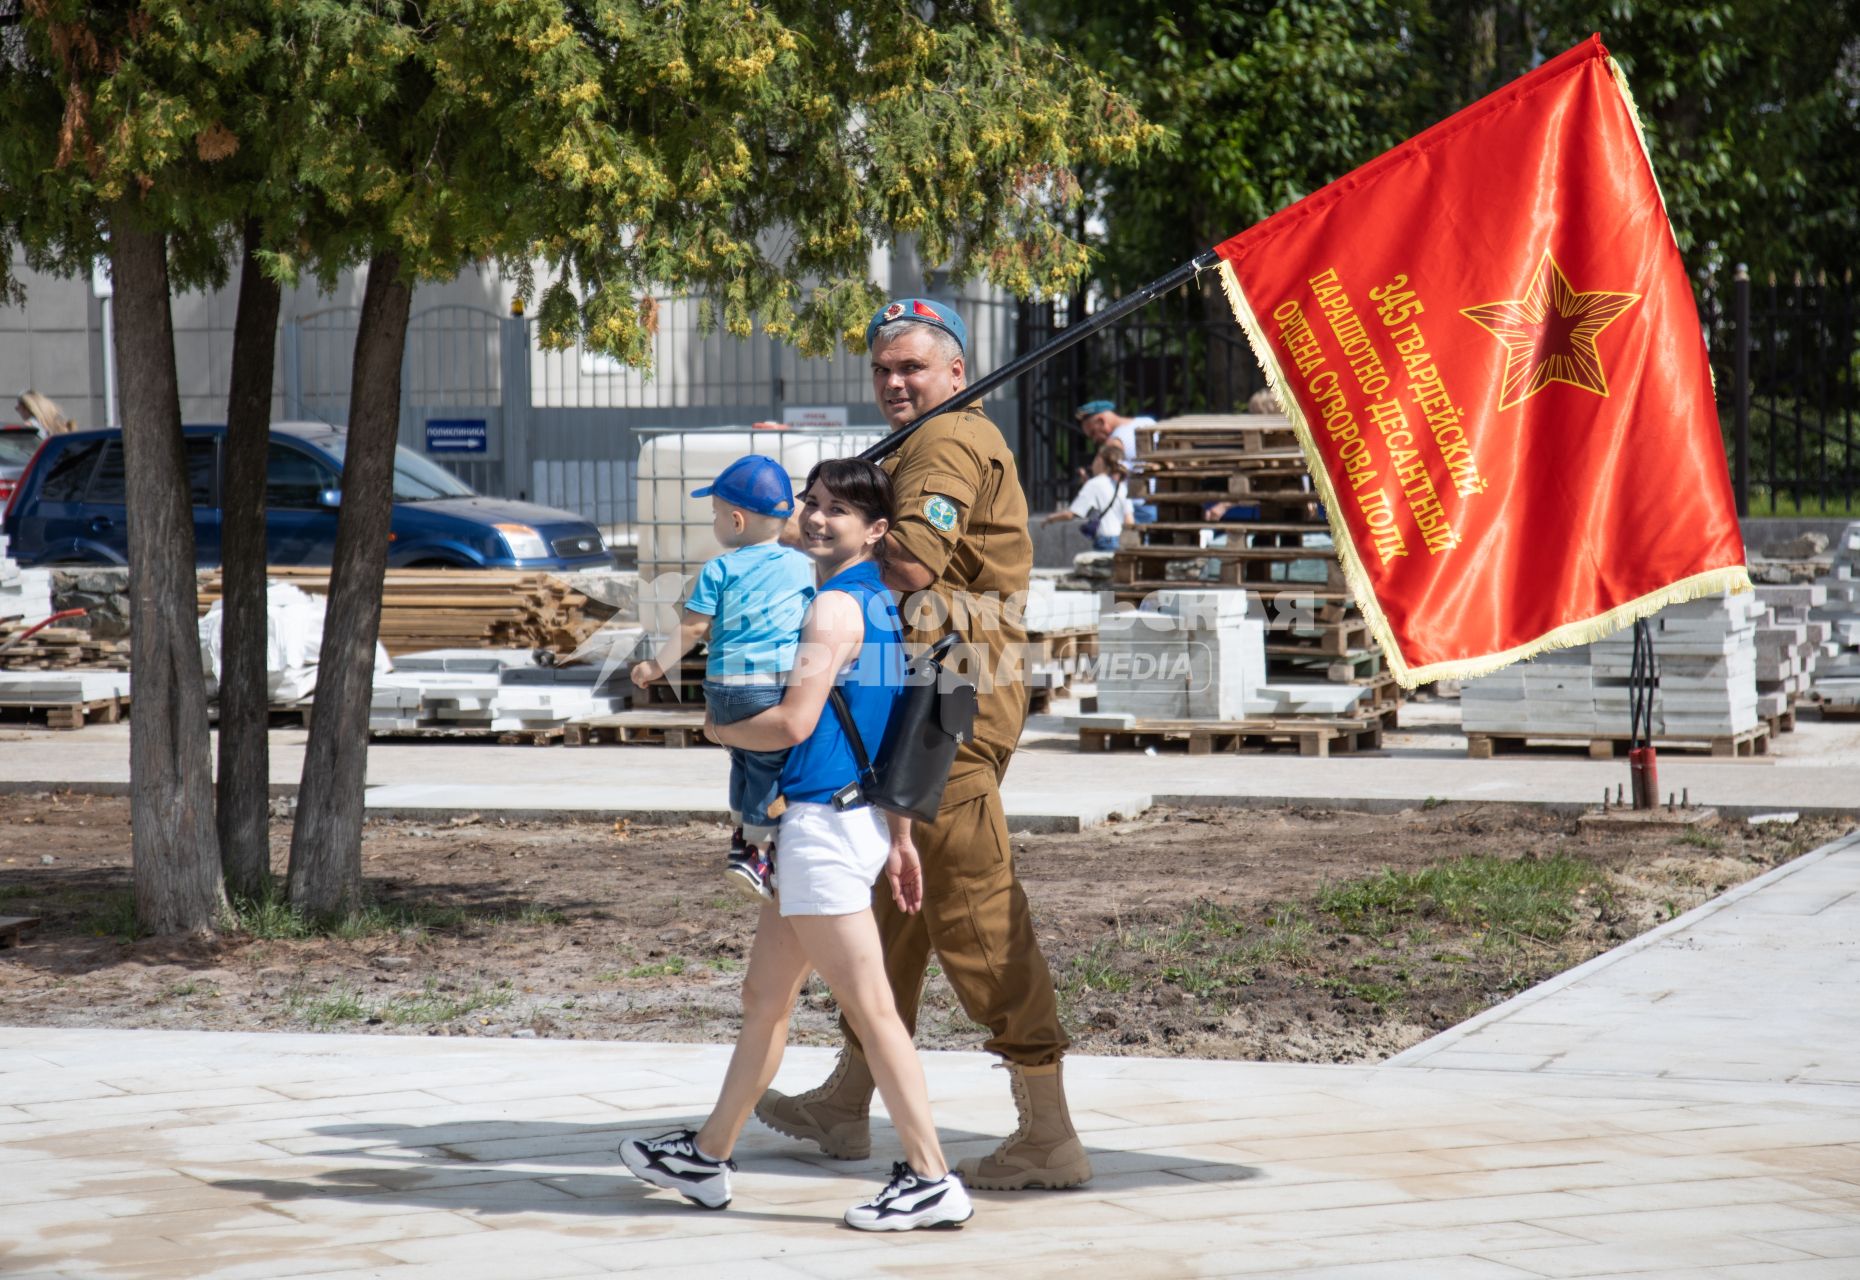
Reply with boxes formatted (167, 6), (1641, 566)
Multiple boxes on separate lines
(630, 658), (663, 688)
(886, 828), (923, 915)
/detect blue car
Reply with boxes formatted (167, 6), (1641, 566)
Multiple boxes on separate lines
(1, 421), (612, 570)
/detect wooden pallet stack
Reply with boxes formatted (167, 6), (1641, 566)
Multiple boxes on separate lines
(196, 567), (601, 657)
(0, 621), (129, 670)
(1115, 414), (1402, 724)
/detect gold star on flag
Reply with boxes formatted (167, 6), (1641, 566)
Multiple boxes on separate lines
(1462, 250), (1640, 410)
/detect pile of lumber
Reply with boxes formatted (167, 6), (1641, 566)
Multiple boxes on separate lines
(1116, 414), (1401, 722)
(196, 567), (600, 657)
(0, 621), (130, 671)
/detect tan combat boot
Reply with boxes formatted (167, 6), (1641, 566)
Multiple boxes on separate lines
(754, 1049), (874, 1159)
(957, 1060), (1092, 1190)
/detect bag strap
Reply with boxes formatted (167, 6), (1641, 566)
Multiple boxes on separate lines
(828, 686), (880, 793)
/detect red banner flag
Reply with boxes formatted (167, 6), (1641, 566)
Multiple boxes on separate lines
(1216, 35), (1749, 687)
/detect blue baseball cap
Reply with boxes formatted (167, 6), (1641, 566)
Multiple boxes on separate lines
(691, 454), (795, 517)
(866, 297), (967, 354)
(1076, 399), (1117, 418)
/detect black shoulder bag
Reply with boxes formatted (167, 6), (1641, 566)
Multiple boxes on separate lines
(1078, 476), (1126, 541)
(826, 633), (977, 823)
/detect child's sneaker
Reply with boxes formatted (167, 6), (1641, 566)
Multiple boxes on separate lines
(844, 1162), (974, 1231)
(618, 1129), (735, 1209)
(726, 845), (773, 901)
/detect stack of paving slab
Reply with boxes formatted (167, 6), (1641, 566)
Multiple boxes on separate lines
(0, 668), (131, 716)
(1021, 577), (1101, 632)
(1088, 588), (1363, 722)
(0, 534), (54, 624)
(1461, 590), (1761, 739)
(1811, 522), (1860, 711)
(369, 649), (631, 733)
(1019, 578), (1104, 705)
(1750, 583), (1827, 722)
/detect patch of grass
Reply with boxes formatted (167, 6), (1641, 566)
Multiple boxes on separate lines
(285, 977), (510, 1029)
(228, 893), (315, 940)
(1321, 976), (1404, 1008)
(509, 903), (567, 927)
(1065, 938), (1133, 995)
(1318, 853), (1607, 947)
(288, 983), (368, 1029)
(1228, 906), (1315, 967)
(0, 882), (37, 904)
(76, 890), (141, 941)
(625, 957), (687, 978)
(1676, 830), (1725, 851)
(1161, 961), (1229, 998)
(227, 893), (474, 942)
(377, 980), (511, 1026)
(331, 903), (470, 941)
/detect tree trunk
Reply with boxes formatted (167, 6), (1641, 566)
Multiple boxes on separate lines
(218, 218), (282, 901)
(109, 200), (226, 935)
(287, 251), (411, 918)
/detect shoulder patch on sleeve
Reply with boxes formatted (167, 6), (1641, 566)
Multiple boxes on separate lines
(923, 494), (960, 532)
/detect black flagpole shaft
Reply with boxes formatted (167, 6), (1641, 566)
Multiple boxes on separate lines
(858, 249), (1224, 463)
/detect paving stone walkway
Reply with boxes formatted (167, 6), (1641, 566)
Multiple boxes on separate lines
(4, 831), (1858, 1279)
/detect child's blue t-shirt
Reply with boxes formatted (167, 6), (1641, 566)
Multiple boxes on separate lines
(685, 543), (816, 678)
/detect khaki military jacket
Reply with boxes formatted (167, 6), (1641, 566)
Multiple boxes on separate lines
(881, 403), (1032, 772)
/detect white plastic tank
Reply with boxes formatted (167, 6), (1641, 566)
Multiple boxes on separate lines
(634, 426), (883, 633)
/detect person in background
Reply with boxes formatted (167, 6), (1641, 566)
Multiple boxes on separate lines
(1074, 400), (1157, 523)
(1043, 443), (1133, 551)
(15, 391), (74, 435)
(1074, 399), (1153, 460)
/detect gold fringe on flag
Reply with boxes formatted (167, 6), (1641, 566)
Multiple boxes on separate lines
(1216, 258), (1751, 688)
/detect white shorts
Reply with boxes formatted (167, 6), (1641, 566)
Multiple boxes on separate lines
(774, 801), (888, 917)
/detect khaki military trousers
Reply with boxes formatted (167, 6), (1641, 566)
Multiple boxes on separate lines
(843, 748), (1070, 1067)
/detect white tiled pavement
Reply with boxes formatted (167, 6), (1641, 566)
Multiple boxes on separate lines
(4, 834), (1859, 1278)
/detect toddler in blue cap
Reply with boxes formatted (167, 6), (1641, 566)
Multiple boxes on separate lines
(632, 455), (816, 899)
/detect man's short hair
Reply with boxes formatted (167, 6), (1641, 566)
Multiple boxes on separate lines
(870, 319), (962, 367)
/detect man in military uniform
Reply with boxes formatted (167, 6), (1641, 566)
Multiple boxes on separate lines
(758, 297), (1091, 1191)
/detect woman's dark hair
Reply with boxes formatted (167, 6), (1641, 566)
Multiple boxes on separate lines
(802, 457), (895, 526)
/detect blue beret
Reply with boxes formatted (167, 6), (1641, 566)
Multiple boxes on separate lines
(1075, 399), (1117, 418)
(866, 298), (967, 355)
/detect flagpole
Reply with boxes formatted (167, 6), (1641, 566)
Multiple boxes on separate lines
(859, 250), (1223, 464)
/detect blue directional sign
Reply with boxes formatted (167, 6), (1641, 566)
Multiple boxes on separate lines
(425, 418), (488, 454)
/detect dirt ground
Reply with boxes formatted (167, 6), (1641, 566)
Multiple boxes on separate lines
(0, 792), (1847, 1063)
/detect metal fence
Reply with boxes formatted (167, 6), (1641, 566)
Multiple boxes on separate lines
(1702, 267), (1860, 517)
(1013, 282), (1265, 513)
(279, 294), (1024, 529)
(1014, 263), (1860, 520)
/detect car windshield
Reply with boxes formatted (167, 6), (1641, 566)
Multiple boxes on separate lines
(311, 434), (476, 501)
(0, 430), (42, 467)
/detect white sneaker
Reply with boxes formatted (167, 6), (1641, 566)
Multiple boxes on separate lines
(844, 1161), (974, 1231)
(618, 1128), (735, 1209)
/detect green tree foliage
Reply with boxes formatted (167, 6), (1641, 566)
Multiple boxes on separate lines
(3, 0), (1160, 927)
(1028, 0), (1858, 289)
(1023, 0), (1415, 291)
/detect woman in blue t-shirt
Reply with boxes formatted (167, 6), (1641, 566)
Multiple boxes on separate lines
(619, 459), (973, 1232)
